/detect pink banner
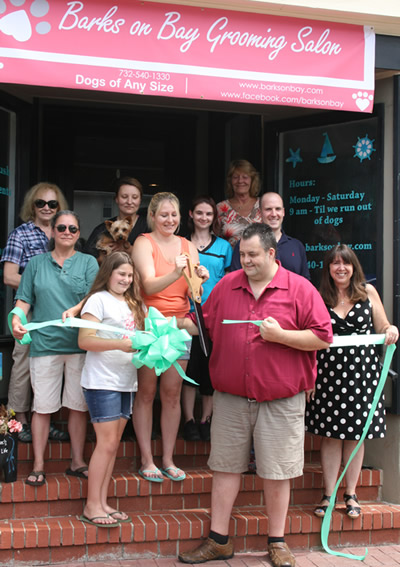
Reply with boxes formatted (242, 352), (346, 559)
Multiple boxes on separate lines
(0, 1), (375, 112)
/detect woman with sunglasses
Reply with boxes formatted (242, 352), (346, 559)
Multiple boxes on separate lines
(11, 210), (99, 486)
(1, 182), (68, 443)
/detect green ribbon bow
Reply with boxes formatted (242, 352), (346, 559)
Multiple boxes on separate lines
(8, 306), (197, 385)
(131, 307), (197, 384)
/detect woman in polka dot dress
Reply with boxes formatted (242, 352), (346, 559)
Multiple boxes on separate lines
(305, 244), (398, 520)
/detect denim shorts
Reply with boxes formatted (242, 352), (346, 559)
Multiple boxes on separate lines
(83, 389), (134, 423)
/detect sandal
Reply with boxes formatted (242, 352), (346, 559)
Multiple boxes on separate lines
(25, 470), (46, 487)
(48, 423), (70, 441)
(18, 423), (32, 443)
(344, 493), (361, 519)
(314, 494), (335, 518)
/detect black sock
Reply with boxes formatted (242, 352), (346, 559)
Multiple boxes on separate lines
(268, 536), (285, 544)
(209, 530), (229, 545)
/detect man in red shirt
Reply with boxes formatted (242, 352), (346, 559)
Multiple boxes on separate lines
(178, 223), (332, 567)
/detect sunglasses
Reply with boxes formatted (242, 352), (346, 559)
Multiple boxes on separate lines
(34, 199), (59, 209)
(55, 224), (79, 234)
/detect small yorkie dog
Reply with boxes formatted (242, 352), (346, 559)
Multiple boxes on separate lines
(96, 216), (134, 261)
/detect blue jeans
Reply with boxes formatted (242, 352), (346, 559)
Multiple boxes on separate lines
(83, 389), (134, 423)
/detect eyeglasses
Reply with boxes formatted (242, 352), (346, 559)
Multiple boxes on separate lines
(55, 224), (79, 234)
(34, 199), (59, 209)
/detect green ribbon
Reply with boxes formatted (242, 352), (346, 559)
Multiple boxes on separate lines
(8, 306), (198, 385)
(131, 307), (196, 383)
(8, 307), (33, 345)
(222, 319), (396, 561)
(320, 340), (395, 561)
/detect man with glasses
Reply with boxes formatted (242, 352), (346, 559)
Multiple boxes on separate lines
(1, 182), (69, 443)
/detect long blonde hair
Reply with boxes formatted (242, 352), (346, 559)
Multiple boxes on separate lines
(83, 252), (145, 330)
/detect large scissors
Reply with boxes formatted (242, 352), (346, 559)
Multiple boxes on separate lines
(183, 254), (209, 357)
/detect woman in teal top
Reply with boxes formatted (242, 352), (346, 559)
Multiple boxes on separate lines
(11, 211), (98, 487)
(182, 196), (232, 441)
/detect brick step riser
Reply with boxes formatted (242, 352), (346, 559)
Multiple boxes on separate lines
(15, 438), (320, 475)
(2, 468), (381, 521)
(1, 505), (400, 566)
(8, 487), (381, 522)
(15, 455), (210, 476)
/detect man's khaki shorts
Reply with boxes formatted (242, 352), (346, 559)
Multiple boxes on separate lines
(208, 390), (305, 480)
(30, 353), (87, 414)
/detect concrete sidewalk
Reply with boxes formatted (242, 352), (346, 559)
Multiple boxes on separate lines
(47, 545), (400, 567)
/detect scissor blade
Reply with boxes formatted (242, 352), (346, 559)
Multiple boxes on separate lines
(193, 301), (209, 357)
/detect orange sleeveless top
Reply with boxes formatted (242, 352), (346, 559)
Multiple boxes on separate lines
(140, 234), (190, 317)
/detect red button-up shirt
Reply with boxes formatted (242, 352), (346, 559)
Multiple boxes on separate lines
(190, 263), (333, 402)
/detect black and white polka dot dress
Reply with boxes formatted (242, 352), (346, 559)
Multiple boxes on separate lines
(305, 299), (385, 440)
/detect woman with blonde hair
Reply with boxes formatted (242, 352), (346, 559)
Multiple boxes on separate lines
(132, 192), (208, 482)
(216, 159), (262, 247)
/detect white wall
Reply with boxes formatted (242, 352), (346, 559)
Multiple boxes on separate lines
(364, 76), (400, 503)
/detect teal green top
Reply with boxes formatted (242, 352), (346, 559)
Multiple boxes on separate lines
(16, 251), (98, 357)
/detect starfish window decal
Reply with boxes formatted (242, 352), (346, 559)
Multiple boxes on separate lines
(286, 148), (303, 169)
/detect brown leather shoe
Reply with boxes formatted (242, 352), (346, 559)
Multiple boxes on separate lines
(178, 537), (234, 563)
(268, 542), (295, 567)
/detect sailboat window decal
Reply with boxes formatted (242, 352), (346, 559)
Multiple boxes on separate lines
(317, 133), (336, 164)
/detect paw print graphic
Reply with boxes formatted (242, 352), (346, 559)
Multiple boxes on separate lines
(0, 0), (51, 42)
(352, 91), (373, 112)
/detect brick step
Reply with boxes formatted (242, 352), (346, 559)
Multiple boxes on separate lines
(13, 432), (332, 475)
(1, 503), (400, 566)
(15, 437), (211, 475)
(0, 466), (382, 521)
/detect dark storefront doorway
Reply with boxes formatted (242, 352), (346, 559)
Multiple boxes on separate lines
(37, 102), (263, 244)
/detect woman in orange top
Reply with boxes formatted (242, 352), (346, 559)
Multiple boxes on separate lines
(132, 192), (208, 482)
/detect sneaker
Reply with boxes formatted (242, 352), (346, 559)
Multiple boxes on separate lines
(183, 419), (201, 441)
(199, 417), (211, 441)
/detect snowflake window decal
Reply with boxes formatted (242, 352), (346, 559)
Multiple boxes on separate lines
(353, 134), (376, 163)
